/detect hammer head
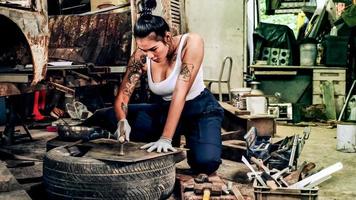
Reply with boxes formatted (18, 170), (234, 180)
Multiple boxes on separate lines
(118, 120), (126, 144)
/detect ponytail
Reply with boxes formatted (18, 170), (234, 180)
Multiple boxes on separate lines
(134, 0), (170, 39)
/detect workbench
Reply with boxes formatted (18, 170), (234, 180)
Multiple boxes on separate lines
(249, 65), (347, 119)
(220, 101), (276, 137)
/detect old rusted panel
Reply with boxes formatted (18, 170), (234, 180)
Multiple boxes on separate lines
(48, 11), (132, 66)
(0, 0), (34, 10)
(0, 0), (49, 85)
(0, 83), (21, 96)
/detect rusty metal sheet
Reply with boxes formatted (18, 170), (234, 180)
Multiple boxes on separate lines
(0, 0), (34, 10)
(48, 11), (132, 66)
(0, 83), (20, 96)
(0, 1), (49, 85)
(82, 140), (184, 163)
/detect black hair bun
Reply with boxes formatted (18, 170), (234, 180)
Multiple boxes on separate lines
(144, 0), (157, 10)
(139, 0), (157, 16)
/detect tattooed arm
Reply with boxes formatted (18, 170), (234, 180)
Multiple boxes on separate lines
(161, 33), (204, 140)
(114, 50), (146, 120)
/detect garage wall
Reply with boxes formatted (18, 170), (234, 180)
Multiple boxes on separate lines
(184, 0), (246, 93)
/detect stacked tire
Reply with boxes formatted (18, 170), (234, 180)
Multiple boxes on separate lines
(43, 146), (176, 200)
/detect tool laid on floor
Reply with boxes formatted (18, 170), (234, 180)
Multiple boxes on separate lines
(178, 173), (237, 200)
(193, 174), (223, 200)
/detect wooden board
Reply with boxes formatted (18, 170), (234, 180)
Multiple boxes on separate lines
(0, 162), (22, 192)
(83, 141), (185, 162)
(0, 190), (31, 200)
(222, 140), (247, 162)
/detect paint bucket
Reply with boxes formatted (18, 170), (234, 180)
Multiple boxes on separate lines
(246, 96), (267, 115)
(336, 123), (356, 153)
(231, 88), (251, 110)
(300, 43), (317, 66)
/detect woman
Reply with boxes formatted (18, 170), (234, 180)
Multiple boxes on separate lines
(114, 0), (224, 174)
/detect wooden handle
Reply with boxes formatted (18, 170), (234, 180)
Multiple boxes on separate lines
(202, 188), (210, 200)
(250, 157), (269, 172)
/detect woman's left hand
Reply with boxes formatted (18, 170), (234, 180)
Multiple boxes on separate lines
(140, 138), (177, 153)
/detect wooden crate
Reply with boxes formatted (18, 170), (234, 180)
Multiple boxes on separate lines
(313, 69), (346, 95)
(254, 180), (318, 200)
(312, 94), (345, 115)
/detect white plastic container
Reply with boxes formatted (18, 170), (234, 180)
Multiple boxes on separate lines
(336, 123), (356, 153)
(246, 96), (267, 115)
(231, 88), (251, 110)
(300, 43), (317, 66)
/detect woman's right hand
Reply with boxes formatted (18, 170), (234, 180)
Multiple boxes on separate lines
(114, 119), (131, 142)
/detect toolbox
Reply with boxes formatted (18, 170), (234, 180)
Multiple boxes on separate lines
(253, 180), (318, 200)
(245, 127), (310, 170)
(244, 127), (272, 161)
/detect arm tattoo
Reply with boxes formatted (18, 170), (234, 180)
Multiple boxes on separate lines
(123, 55), (145, 96)
(179, 63), (194, 82)
(121, 102), (128, 115)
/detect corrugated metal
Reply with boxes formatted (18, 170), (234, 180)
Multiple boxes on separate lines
(48, 11), (132, 66)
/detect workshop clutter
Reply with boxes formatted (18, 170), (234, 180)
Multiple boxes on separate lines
(243, 127), (344, 199)
(66, 101), (93, 120)
(251, 161), (343, 200)
(253, 22), (298, 65)
(178, 173), (245, 200)
(244, 127), (310, 170)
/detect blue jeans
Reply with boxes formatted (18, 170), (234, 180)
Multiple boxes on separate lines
(86, 89), (224, 174)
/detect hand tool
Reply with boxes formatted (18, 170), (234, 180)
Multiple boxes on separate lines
(231, 185), (245, 200)
(284, 161), (316, 185)
(289, 162), (343, 189)
(193, 174), (222, 200)
(242, 156), (267, 187)
(118, 120), (126, 156)
(288, 135), (298, 169)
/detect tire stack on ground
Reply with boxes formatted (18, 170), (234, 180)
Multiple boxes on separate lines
(43, 146), (176, 200)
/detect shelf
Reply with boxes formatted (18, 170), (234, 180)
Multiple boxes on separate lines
(250, 65), (346, 70)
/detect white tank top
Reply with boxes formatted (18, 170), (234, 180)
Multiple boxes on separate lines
(147, 33), (205, 101)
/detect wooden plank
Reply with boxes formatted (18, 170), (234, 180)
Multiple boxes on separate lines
(0, 190), (31, 200)
(0, 162), (22, 192)
(222, 140), (246, 162)
(254, 71), (297, 75)
(8, 162), (42, 183)
(0, 74), (29, 83)
(221, 130), (245, 141)
(322, 81), (337, 120)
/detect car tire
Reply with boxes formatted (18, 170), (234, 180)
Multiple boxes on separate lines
(43, 146), (176, 200)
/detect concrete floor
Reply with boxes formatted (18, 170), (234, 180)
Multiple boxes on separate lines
(1, 123), (355, 199)
(275, 124), (356, 200)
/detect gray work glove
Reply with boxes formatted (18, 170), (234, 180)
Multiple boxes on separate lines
(140, 138), (177, 153)
(113, 119), (131, 142)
